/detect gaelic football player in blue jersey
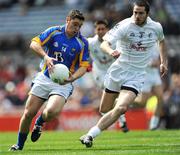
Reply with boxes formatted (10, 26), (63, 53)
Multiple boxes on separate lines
(10, 9), (90, 151)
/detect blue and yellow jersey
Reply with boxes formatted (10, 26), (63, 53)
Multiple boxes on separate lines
(32, 25), (90, 77)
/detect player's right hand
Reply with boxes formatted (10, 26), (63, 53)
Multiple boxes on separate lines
(44, 55), (57, 70)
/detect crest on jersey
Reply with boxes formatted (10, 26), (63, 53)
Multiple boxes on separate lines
(69, 48), (76, 56)
(72, 48), (76, 52)
(53, 42), (58, 47)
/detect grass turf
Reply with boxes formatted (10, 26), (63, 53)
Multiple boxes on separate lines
(0, 130), (180, 155)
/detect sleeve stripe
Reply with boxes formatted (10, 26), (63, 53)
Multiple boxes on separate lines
(70, 54), (79, 73)
(32, 37), (42, 45)
(80, 61), (90, 67)
(79, 49), (90, 67)
(41, 30), (58, 46)
(32, 30), (59, 46)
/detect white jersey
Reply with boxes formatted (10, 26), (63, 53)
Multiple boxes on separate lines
(88, 35), (115, 71)
(147, 43), (160, 68)
(142, 44), (162, 92)
(88, 35), (115, 88)
(103, 17), (164, 74)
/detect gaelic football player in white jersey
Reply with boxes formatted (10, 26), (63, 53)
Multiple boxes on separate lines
(80, 0), (168, 147)
(135, 44), (164, 130)
(88, 20), (129, 132)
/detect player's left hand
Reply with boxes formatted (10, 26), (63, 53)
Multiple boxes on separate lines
(160, 63), (168, 77)
(111, 50), (120, 59)
(59, 72), (75, 85)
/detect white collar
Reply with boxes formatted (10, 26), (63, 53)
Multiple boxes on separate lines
(130, 16), (152, 25)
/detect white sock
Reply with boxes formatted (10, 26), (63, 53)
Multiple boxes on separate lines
(119, 114), (126, 127)
(149, 116), (160, 130)
(87, 126), (101, 138)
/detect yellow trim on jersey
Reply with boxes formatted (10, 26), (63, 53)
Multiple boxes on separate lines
(80, 61), (90, 67)
(41, 63), (47, 72)
(31, 30), (59, 46)
(32, 37), (42, 45)
(79, 49), (83, 60)
(70, 54), (79, 73)
(41, 30), (58, 46)
(79, 50), (90, 67)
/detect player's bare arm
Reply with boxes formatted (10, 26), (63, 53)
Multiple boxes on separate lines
(159, 39), (168, 77)
(30, 41), (56, 70)
(100, 40), (120, 58)
(64, 66), (87, 84)
(150, 58), (160, 68)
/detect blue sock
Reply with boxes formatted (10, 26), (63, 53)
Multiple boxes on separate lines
(35, 114), (45, 126)
(17, 132), (28, 150)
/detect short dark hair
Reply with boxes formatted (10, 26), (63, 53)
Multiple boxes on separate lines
(94, 20), (109, 28)
(133, 0), (150, 13)
(67, 9), (85, 21)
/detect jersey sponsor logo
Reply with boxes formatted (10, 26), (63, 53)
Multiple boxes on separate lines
(54, 52), (64, 62)
(137, 41), (142, 46)
(130, 41), (147, 51)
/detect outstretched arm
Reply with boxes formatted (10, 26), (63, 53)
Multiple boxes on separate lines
(100, 41), (120, 59)
(159, 39), (168, 77)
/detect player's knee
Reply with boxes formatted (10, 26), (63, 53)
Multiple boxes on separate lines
(114, 105), (127, 115)
(44, 109), (58, 120)
(23, 110), (36, 120)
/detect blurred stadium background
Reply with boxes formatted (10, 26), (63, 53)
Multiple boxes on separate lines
(0, 0), (180, 132)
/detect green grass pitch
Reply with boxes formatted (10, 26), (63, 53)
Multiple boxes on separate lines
(0, 130), (180, 155)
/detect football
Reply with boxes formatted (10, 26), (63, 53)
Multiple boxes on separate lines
(49, 64), (69, 84)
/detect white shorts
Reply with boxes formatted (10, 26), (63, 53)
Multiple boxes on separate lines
(142, 68), (162, 93)
(30, 73), (73, 100)
(104, 67), (145, 94)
